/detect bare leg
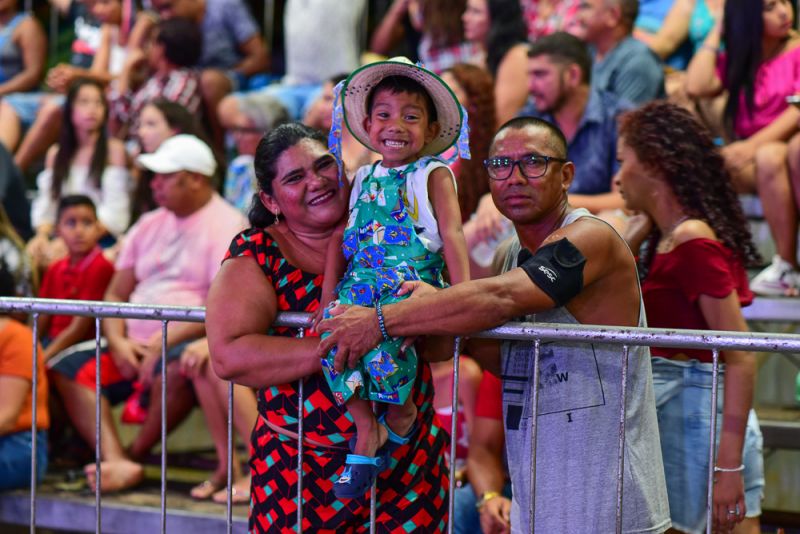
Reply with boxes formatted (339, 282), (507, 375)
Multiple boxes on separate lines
(756, 141), (798, 267)
(191, 365), (256, 491)
(732, 517), (760, 534)
(50, 373), (144, 492)
(347, 397), (387, 458)
(384, 395), (417, 440)
(0, 101), (22, 152)
(14, 98), (62, 172)
(127, 360), (195, 460)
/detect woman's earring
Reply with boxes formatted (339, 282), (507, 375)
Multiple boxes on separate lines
(273, 208), (281, 223)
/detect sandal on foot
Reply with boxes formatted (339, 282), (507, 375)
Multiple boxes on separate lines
(212, 485), (250, 505)
(378, 413), (418, 454)
(190, 479), (225, 500)
(333, 454), (385, 499)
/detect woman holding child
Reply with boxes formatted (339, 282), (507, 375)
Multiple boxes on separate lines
(206, 122), (450, 531)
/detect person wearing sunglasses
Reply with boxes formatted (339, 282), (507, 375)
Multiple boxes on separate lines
(319, 115), (671, 533)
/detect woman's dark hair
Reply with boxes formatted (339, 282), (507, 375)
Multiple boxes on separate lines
(486, 0), (528, 76)
(722, 0), (766, 137)
(618, 101), (761, 271)
(423, 0), (468, 48)
(52, 79), (108, 199)
(131, 100), (213, 225)
(444, 63), (495, 221)
(156, 17), (203, 67)
(250, 123), (327, 228)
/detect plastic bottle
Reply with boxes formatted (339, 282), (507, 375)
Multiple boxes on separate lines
(470, 217), (515, 268)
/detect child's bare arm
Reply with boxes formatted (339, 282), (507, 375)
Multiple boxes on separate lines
(428, 166), (470, 285)
(315, 218), (348, 332)
(42, 316), (94, 361)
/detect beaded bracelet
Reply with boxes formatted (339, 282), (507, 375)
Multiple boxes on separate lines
(714, 464), (745, 473)
(375, 301), (391, 341)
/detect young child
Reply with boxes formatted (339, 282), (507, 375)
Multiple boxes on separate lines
(321, 57), (471, 498)
(37, 195), (115, 361)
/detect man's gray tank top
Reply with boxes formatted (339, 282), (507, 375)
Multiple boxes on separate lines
(500, 208), (670, 533)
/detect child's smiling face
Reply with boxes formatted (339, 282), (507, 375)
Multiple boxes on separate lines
(364, 89), (439, 168)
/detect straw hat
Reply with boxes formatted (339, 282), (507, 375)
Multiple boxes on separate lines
(342, 57), (463, 158)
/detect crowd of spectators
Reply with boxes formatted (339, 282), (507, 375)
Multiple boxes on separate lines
(0, 0), (796, 532)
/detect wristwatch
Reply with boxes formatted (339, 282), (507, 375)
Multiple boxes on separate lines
(476, 490), (502, 511)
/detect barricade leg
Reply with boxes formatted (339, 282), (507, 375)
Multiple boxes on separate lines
(705, 348), (721, 534)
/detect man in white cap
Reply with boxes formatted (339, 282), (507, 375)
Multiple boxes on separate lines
(49, 134), (247, 492)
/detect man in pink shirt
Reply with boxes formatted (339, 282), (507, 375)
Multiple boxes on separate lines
(49, 135), (247, 492)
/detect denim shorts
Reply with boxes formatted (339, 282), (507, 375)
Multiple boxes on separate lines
(652, 357), (764, 534)
(0, 430), (48, 491)
(4, 92), (65, 128)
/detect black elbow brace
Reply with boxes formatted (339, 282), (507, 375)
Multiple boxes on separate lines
(517, 238), (587, 307)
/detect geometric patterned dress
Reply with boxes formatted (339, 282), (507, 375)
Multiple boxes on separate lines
(225, 229), (450, 533)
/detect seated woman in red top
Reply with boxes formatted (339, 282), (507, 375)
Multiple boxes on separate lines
(617, 101), (764, 534)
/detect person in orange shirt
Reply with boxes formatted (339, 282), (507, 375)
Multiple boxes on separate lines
(0, 262), (49, 490)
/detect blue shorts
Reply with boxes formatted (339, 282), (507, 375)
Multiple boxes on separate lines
(3, 92), (65, 128)
(0, 430), (48, 491)
(652, 357), (764, 534)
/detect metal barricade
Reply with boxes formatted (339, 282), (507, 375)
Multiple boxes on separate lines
(3, 296), (800, 534)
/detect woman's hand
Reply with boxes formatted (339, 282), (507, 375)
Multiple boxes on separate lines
(480, 495), (512, 534)
(179, 338), (210, 379)
(317, 304), (381, 371)
(721, 140), (756, 172)
(712, 470), (746, 533)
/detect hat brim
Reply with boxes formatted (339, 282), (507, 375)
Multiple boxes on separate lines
(342, 59), (463, 158)
(136, 153), (184, 174)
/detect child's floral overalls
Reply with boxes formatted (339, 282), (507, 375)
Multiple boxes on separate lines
(322, 158), (446, 406)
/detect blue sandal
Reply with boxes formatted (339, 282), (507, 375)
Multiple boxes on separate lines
(378, 413), (418, 455)
(334, 454), (385, 499)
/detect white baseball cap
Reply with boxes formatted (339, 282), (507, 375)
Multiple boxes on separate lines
(136, 134), (217, 176)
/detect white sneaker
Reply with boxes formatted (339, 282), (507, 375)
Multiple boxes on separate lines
(750, 255), (800, 296)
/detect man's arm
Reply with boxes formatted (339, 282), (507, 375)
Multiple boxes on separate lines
(234, 34), (269, 77)
(319, 218), (626, 366)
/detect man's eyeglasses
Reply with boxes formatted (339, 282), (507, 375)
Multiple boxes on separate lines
(483, 154), (568, 181)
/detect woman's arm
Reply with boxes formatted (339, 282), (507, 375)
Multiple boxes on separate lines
(206, 256), (323, 388)
(370, 0), (411, 55)
(494, 44), (530, 127)
(685, 19), (724, 98)
(0, 17), (47, 96)
(429, 166), (469, 285)
(698, 291), (756, 526)
(635, 0), (694, 59)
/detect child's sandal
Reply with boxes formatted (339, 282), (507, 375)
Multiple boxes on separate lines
(333, 454), (385, 499)
(378, 412), (418, 455)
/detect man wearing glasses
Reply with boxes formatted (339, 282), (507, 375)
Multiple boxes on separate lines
(319, 117), (670, 533)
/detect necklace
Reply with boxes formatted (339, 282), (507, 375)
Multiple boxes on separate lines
(656, 214), (691, 253)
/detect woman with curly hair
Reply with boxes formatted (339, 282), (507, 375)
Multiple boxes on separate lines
(462, 0), (530, 125)
(618, 101), (764, 534)
(685, 0), (800, 295)
(441, 63), (495, 222)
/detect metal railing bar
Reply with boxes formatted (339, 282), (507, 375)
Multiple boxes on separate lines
(478, 322), (800, 353)
(226, 381), (234, 534)
(95, 317), (102, 533)
(30, 313), (39, 534)
(160, 321), (168, 534)
(3, 299), (798, 354)
(615, 345), (630, 534)
(705, 348), (721, 534)
(528, 338), (541, 534)
(296, 327), (305, 533)
(446, 337), (462, 534)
